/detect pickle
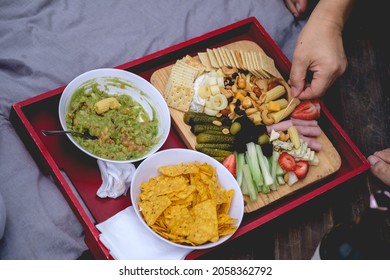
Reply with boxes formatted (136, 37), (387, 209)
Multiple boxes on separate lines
(196, 148), (232, 158)
(183, 111), (202, 124)
(184, 111), (230, 126)
(196, 133), (235, 144)
(202, 130), (226, 135)
(191, 124), (229, 135)
(195, 143), (234, 152)
(212, 156), (227, 162)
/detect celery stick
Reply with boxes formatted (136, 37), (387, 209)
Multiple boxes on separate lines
(245, 143), (264, 190)
(242, 164), (258, 201)
(254, 143), (274, 187)
(235, 151), (245, 187)
(270, 150), (280, 191)
(276, 162), (285, 176)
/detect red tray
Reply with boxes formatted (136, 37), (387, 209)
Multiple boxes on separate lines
(10, 17), (370, 260)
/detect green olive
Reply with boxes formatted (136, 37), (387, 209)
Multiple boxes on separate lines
(229, 122), (241, 135)
(258, 133), (270, 145)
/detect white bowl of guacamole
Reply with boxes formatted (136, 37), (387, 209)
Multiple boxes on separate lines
(59, 68), (171, 163)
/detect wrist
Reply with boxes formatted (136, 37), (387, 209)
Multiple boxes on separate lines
(310, 0), (355, 32)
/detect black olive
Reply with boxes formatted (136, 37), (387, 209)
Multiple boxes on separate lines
(232, 72), (239, 79)
(254, 124), (267, 135)
(262, 143), (274, 157)
(224, 77), (234, 87)
(234, 107), (245, 115)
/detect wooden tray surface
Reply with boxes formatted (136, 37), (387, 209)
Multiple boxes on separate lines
(149, 40), (340, 212)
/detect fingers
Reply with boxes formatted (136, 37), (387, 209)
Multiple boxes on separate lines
(372, 148), (390, 164)
(289, 56), (308, 98)
(284, 0), (308, 18)
(368, 149), (390, 187)
(296, 72), (331, 99)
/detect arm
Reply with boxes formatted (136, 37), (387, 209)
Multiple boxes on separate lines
(289, 0), (355, 99)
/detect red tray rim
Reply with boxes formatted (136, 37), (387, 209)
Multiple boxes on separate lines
(10, 17), (370, 260)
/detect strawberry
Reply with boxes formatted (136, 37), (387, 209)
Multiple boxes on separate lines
(278, 152), (296, 171)
(222, 153), (236, 178)
(291, 99), (321, 120)
(294, 161), (309, 179)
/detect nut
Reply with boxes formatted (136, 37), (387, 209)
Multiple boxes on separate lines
(220, 87), (233, 99)
(221, 66), (238, 76)
(261, 110), (274, 125)
(245, 107), (258, 115)
(259, 104), (267, 112)
(222, 128), (230, 135)
(278, 131), (290, 141)
(237, 77), (246, 89)
(249, 91), (258, 100)
(284, 172), (289, 183)
(212, 120), (222, 126)
(241, 97), (252, 109)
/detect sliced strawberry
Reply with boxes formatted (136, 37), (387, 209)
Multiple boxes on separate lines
(291, 99), (320, 120)
(222, 153), (236, 178)
(294, 161), (309, 179)
(278, 152), (296, 171)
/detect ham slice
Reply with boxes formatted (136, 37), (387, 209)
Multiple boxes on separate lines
(300, 135), (323, 151)
(267, 120), (322, 137)
(295, 125), (322, 137)
(291, 118), (318, 127)
(266, 120), (292, 134)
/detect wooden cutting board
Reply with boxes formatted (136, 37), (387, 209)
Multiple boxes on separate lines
(150, 40), (341, 213)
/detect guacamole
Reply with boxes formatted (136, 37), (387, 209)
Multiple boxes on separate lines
(66, 82), (159, 161)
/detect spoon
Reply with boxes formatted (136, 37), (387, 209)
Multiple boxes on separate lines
(41, 129), (98, 140)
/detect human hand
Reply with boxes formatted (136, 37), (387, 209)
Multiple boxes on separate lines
(289, 16), (348, 99)
(284, 0), (308, 19)
(367, 148), (390, 187)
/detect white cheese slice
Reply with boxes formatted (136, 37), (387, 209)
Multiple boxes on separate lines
(309, 155), (320, 166)
(269, 129), (280, 142)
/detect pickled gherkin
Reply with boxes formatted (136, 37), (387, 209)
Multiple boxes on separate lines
(195, 143), (234, 151)
(191, 124), (229, 135)
(196, 132), (235, 144)
(195, 147), (232, 158)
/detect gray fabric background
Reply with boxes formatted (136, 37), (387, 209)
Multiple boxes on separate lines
(0, 0), (307, 259)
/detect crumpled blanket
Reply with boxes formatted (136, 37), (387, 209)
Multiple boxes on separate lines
(0, 0), (307, 259)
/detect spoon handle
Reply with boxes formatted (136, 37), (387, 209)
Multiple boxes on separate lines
(41, 130), (76, 136)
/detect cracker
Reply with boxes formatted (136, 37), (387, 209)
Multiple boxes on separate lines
(252, 51), (269, 79)
(259, 51), (278, 77)
(198, 52), (213, 72)
(230, 50), (241, 68)
(181, 55), (205, 76)
(243, 51), (253, 72)
(220, 48), (231, 66)
(234, 50), (245, 69)
(165, 81), (194, 112)
(216, 48), (228, 66)
(170, 61), (199, 86)
(212, 48), (224, 68)
(207, 48), (219, 68)
(225, 48), (236, 67)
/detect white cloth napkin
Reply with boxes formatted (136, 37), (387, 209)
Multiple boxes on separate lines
(96, 206), (193, 260)
(96, 159), (136, 198)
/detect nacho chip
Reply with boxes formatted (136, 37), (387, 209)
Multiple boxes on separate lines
(137, 161), (237, 246)
(164, 205), (194, 236)
(158, 162), (199, 176)
(139, 195), (171, 226)
(188, 199), (219, 244)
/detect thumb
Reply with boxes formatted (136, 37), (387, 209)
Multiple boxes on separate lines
(289, 60), (308, 97)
